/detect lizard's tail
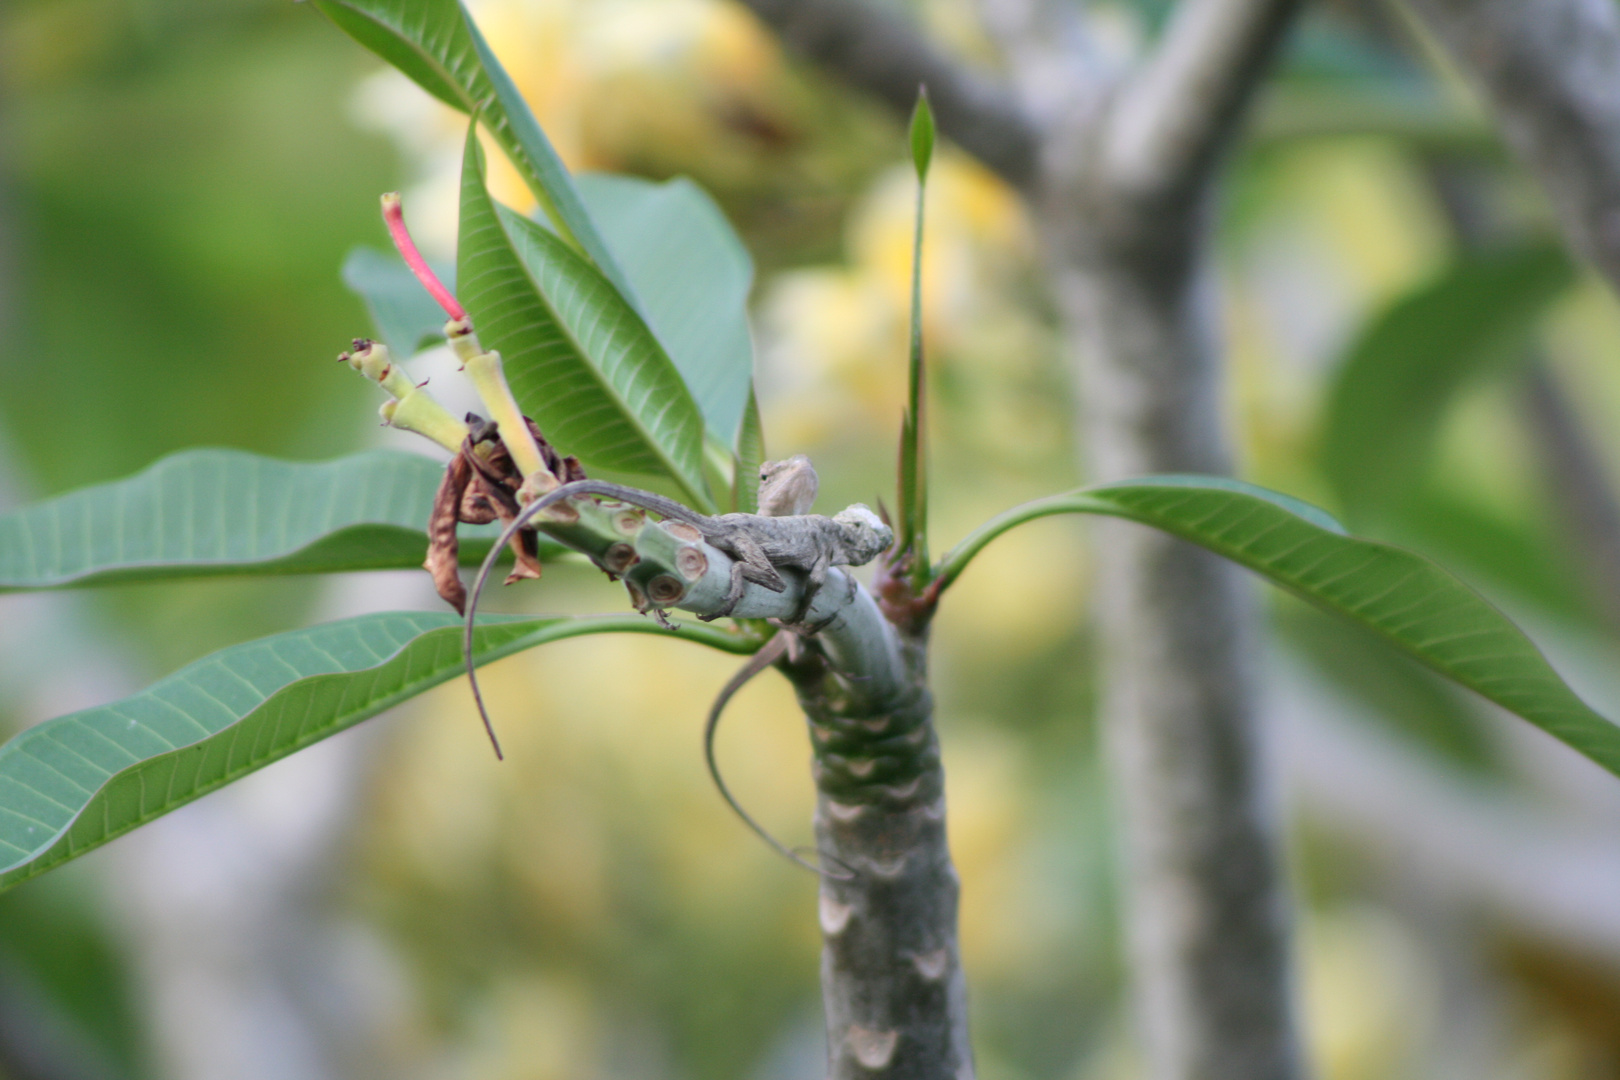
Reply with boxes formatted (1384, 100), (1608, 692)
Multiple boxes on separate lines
(462, 480), (613, 759)
(706, 633), (856, 881)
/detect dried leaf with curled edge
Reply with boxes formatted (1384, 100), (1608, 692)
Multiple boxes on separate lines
(426, 451), (476, 613)
(422, 414), (583, 611)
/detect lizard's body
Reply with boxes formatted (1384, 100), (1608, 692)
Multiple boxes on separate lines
(517, 467), (889, 621)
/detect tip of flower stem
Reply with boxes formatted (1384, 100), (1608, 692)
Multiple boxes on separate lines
(910, 86), (935, 182)
(380, 191), (467, 322)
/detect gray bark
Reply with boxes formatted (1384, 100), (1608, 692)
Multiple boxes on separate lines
(1043, 1), (1309, 1075)
(1044, 182), (1305, 1080)
(786, 629), (972, 1080)
(1397, 0), (1620, 291)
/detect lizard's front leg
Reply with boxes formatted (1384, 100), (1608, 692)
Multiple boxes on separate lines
(697, 534), (784, 621)
(788, 549), (833, 625)
(697, 561), (753, 622)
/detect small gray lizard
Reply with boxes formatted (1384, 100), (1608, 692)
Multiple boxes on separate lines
(493, 470), (890, 624)
(460, 458), (892, 757)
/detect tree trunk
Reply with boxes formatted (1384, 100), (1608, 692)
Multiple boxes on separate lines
(1038, 123), (1307, 1080)
(788, 629), (973, 1080)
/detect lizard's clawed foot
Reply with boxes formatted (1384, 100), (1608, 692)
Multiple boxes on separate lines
(697, 597), (740, 622)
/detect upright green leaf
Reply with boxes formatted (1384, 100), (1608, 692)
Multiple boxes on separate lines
(342, 246), (455, 357)
(898, 90), (933, 583)
(457, 132), (712, 508)
(312, 0), (637, 301)
(0, 612), (754, 892)
(937, 474), (1620, 776)
(1321, 241), (1574, 519)
(733, 388), (765, 513)
(457, 7), (639, 302)
(0, 449), (525, 590)
(576, 174), (756, 447)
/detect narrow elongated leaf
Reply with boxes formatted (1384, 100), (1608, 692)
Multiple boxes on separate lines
(457, 9), (638, 301)
(0, 448), (518, 590)
(897, 100), (931, 580)
(575, 174), (756, 446)
(312, 0), (636, 299)
(937, 474), (1620, 775)
(1322, 241), (1574, 519)
(0, 612), (754, 892)
(342, 246), (455, 358)
(457, 133), (712, 508)
(733, 388), (765, 513)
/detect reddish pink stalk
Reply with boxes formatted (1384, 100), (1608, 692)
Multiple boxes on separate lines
(381, 192), (466, 321)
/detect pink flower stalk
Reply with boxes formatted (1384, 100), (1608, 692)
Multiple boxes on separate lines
(380, 192), (466, 321)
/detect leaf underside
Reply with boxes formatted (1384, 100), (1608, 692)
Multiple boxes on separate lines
(0, 449), (528, 591)
(0, 612), (753, 892)
(943, 474), (1620, 776)
(575, 173), (756, 448)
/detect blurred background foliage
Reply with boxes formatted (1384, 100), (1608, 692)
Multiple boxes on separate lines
(4, 0), (1620, 1077)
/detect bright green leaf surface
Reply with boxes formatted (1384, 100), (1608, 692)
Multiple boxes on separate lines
(0, 612), (754, 892)
(1321, 241), (1574, 520)
(458, 136), (712, 508)
(938, 474), (1620, 775)
(342, 246), (455, 358)
(576, 173), (756, 447)
(0, 449), (512, 590)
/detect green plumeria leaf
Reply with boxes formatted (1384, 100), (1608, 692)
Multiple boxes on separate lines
(318, 0), (758, 466)
(457, 7), (639, 300)
(312, 0), (637, 299)
(576, 173), (756, 448)
(1322, 241), (1574, 520)
(457, 131), (712, 508)
(342, 246), (455, 358)
(937, 474), (1620, 775)
(0, 449), (544, 591)
(0, 612), (754, 892)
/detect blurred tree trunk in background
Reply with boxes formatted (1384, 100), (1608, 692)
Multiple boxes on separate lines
(739, 1), (1310, 1076)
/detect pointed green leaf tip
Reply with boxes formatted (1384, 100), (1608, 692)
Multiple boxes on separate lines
(910, 87), (935, 181)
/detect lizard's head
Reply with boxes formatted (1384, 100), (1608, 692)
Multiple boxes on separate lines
(757, 454), (818, 517)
